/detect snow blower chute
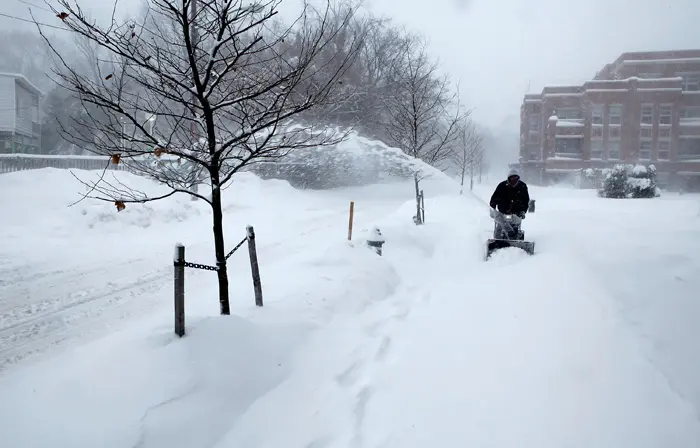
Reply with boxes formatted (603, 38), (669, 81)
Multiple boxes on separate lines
(485, 208), (535, 260)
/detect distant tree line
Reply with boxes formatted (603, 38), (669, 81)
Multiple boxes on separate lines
(0, 1), (485, 186)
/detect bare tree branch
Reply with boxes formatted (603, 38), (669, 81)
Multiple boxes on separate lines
(34, 0), (363, 314)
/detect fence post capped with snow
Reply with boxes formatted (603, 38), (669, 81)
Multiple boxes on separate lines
(366, 226), (386, 256)
(173, 243), (186, 337)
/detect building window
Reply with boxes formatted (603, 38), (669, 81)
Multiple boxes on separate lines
(607, 141), (620, 160)
(678, 138), (700, 160)
(680, 106), (700, 121)
(657, 140), (670, 161)
(609, 126), (621, 140)
(641, 104), (654, 125)
(556, 108), (583, 120)
(556, 137), (583, 155)
(528, 114), (541, 131)
(608, 104), (622, 125)
(658, 128), (671, 139)
(590, 139), (603, 160)
(640, 127), (652, 139)
(659, 104), (672, 126)
(591, 104), (604, 125)
(639, 141), (652, 160)
(591, 126), (603, 138)
(638, 73), (662, 79)
(680, 73), (700, 91)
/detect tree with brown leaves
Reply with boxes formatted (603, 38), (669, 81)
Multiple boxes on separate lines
(35, 0), (362, 315)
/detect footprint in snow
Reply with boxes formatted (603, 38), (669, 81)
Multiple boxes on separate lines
(374, 335), (392, 362)
(335, 360), (364, 387)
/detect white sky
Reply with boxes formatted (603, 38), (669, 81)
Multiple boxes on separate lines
(4, 0), (700, 131)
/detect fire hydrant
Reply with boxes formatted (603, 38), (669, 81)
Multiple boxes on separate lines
(366, 226), (385, 256)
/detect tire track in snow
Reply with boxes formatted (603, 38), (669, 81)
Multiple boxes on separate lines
(0, 260), (173, 374)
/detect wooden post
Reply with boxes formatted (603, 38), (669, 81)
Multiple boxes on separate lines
(347, 201), (355, 240)
(174, 243), (185, 337)
(247, 225), (263, 307)
(420, 190), (425, 223)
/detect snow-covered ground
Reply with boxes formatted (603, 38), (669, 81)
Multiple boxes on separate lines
(1, 163), (700, 447)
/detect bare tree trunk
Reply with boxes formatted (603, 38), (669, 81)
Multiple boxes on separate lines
(189, 0), (200, 202)
(470, 165), (474, 191)
(478, 163), (482, 184)
(210, 178), (230, 315)
(414, 172), (422, 225)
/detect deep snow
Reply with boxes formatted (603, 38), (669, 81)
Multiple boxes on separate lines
(1, 162), (700, 447)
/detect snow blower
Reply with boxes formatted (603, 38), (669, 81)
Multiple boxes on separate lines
(485, 208), (535, 260)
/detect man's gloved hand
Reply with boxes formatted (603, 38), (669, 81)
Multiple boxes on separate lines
(517, 211), (526, 219)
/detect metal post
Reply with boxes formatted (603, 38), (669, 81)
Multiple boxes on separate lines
(247, 225), (263, 307)
(174, 244), (185, 337)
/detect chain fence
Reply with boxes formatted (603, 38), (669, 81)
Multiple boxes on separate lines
(177, 235), (248, 272)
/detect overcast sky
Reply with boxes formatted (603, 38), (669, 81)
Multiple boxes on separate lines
(4, 0), (700, 131)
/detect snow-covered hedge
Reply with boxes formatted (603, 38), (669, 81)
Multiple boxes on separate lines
(598, 164), (660, 199)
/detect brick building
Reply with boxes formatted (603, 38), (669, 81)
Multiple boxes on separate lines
(517, 49), (700, 190)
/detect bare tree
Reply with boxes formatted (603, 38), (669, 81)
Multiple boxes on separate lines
(382, 34), (463, 224)
(453, 115), (484, 194)
(35, 0), (362, 314)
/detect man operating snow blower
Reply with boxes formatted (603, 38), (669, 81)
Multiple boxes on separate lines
(485, 168), (535, 259)
(489, 168), (530, 218)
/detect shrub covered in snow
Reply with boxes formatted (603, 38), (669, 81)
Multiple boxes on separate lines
(598, 165), (629, 198)
(627, 164), (659, 198)
(598, 164), (660, 199)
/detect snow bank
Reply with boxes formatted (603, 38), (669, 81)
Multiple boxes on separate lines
(0, 168), (202, 235)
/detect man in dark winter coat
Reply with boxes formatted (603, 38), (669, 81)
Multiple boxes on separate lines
(489, 168), (530, 218)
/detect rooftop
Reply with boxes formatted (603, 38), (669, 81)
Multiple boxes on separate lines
(0, 73), (44, 97)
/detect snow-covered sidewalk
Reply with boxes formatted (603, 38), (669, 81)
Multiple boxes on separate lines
(216, 195), (700, 448)
(2, 171), (700, 447)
